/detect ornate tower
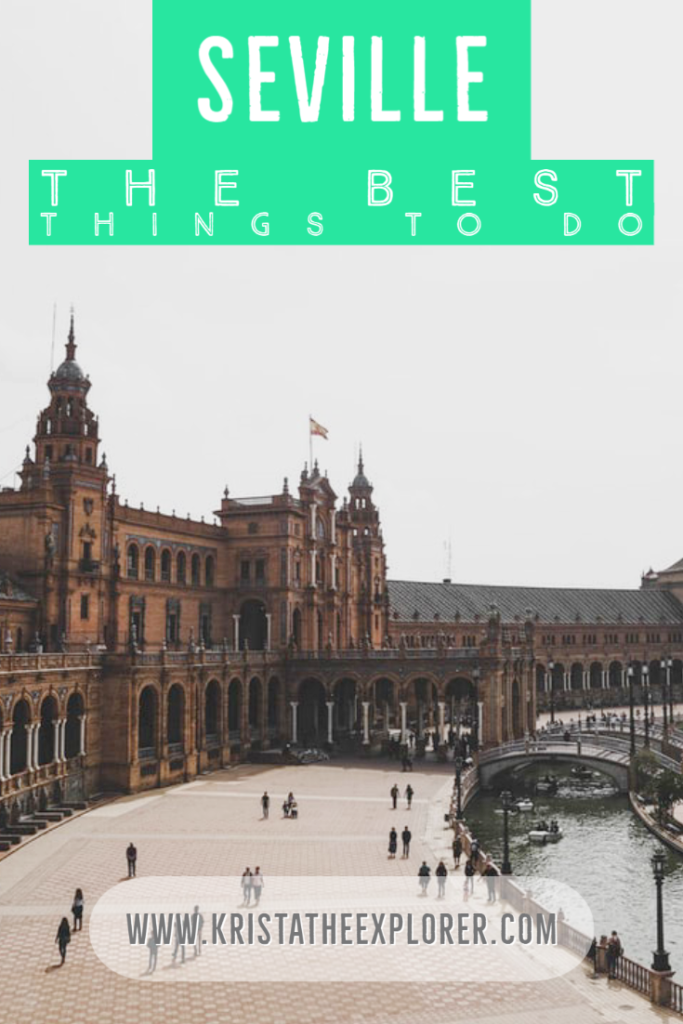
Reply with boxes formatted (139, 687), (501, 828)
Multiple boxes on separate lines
(18, 312), (110, 648)
(347, 452), (388, 647)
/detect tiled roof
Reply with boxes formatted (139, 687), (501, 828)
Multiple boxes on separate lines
(387, 579), (683, 626)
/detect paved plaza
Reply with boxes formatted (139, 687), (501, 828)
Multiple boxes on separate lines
(0, 761), (671, 1024)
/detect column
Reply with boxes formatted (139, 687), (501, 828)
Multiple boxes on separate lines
(3, 729), (11, 778)
(583, 669), (589, 690)
(400, 702), (407, 743)
(563, 671), (570, 692)
(290, 702), (299, 744)
(326, 701), (334, 744)
(602, 669), (608, 689)
(232, 615), (240, 650)
(0, 731), (5, 781)
(437, 701), (446, 747)
(265, 614), (272, 651)
(361, 701), (370, 745)
(330, 553), (337, 589)
(53, 718), (61, 762)
(621, 666), (627, 688)
(310, 547), (316, 587)
(477, 700), (484, 744)
(79, 714), (87, 756)
(330, 509), (336, 544)
(26, 724), (36, 770)
(544, 670), (550, 693)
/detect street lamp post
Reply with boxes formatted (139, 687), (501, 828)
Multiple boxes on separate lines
(454, 756), (464, 820)
(667, 656), (674, 726)
(548, 659), (555, 724)
(643, 663), (650, 748)
(472, 669), (480, 750)
(661, 657), (669, 736)
(628, 663), (636, 757)
(500, 790), (513, 875)
(651, 849), (671, 973)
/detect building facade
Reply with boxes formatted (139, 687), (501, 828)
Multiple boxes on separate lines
(0, 319), (682, 809)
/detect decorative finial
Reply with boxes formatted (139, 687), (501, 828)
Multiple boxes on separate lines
(283, 476), (289, 495)
(66, 306), (76, 361)
(358, 445), (364, 474)
(223, 485), (229, 499)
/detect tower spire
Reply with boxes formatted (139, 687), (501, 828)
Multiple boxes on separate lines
(358, 444), (364, 475)
(65, 307), (76, 361)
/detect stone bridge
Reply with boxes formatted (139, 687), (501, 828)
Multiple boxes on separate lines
(477, 736), (640, 792)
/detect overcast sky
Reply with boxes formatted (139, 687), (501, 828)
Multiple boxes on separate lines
(0, 1), (681, 590)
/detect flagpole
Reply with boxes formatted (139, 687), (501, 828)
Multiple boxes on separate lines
(309, 414), (313, 472)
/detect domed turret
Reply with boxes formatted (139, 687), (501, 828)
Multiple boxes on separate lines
(49, 311), (90, 394)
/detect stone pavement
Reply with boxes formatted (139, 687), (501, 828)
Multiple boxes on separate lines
(0, 760), (671, 1024)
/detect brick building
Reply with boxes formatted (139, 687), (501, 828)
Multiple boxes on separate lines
(0, 317), (682, 809)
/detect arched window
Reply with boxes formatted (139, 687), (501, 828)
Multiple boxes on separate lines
(127, 544), (139, 579)
(176, 551), (185, 584)
(38, 696), (58, 765)
(10, 700), (30, 775)
(205, 680), (221, 742)
(205, 555), (215, 587)
(138, 687), (157, 755)
(65, 692), (84, 759)
(144, 546), (156, 581)
(167, 685), (184, 748)
(191, 554), (201, 586)
(161, 549), (172, 582)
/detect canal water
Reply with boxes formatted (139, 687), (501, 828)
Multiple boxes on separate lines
(464, 762), (683, 969)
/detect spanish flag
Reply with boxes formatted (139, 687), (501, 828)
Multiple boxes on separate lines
(309, 417), (329, 439)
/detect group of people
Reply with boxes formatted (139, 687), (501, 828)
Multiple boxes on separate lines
(390, 783), (413, 810)
(417, 861), (450, 898)
(260, 791), (298, 819)
(55, 887), (85, 965)
(240, 867), (265, 907)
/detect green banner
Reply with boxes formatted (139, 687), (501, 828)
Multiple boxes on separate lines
(28, 0), (653, 245)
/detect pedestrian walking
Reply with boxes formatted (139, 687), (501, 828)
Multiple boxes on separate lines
(388, 827), (398, 858)
(606, 930), (623, 978)
(71, 888), (84, 932)
(146, 932), (159, 974)
(418, 862), (431, 896)
(484, 861), (499, 903)
(172, 917), (186, 964)
(241, 867), (253, 906)
(453, 835), (462, 868)
(252, 867), (264, 906)
(261, 792), (270, 819)
(56, 917), (71, 965)
(464, 858), (475, 895)
(470, 837), (480, 865)
(401, 826), (412, 858)
(391, 784), (399, 809)
(193, 905), (204, 957)
(436, 860), (448, 898)
(126, 841), (137, 878)
(405, 784), (414, 809)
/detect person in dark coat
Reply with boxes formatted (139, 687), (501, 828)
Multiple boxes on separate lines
(405, 784), (414, 809)
(71, 888), (84, 932)
(453, 835), (463, 868)
(484, 861), (499, 903)
(390, 784), (399, 809)
(418, 862), (431, 896)
(388, 828), (398, 859)
(56, 917), (71, 965)
(401, 826), (412, 858)
(436, 861), (448, 898)
(126, 842), (137, 878)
